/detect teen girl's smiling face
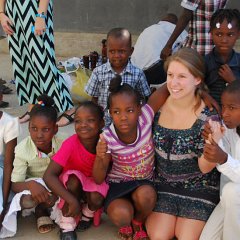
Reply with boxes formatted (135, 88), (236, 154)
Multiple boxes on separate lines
(221, 91), (240, 129)
(29, 115), (58, 154)
(212, 19), (240, 56)
(166, 61), (201, 100)
(109, 92), (141, 142)
(74, 106), (103, 141)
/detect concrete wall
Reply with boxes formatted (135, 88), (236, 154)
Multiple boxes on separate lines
(54, 0), (240, 33)
(1, 0), (240, 57)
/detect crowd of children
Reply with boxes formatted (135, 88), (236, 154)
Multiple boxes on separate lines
(0, 7), (240, 240)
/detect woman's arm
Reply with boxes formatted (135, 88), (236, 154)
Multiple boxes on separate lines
(0, 0), (14, 35)
(147, 83), (169, 114)
(38, 0), (49, 14)
(0, 0), (5, 12)
(34, 0), (49, 36)
(43, 161), (81, 217)
(198, 155), (217, 174)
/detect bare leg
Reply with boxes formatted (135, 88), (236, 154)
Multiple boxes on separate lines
(175, 217), (205, 240)
(62, 174), (83, 217)
(146, 212), (176, 240)
(107, 198), (134, 240)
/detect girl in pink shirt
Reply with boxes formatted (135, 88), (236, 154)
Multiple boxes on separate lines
(44, 102), (108, 240)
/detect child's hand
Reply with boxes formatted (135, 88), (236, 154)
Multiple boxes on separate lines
(64, 197), (81, 217)
(219, 64), (236, 83)
(203, 139), (228, 164)
(208, 119), (225, 143)
(27, 181), (51, 204)
(96, 134), (108, 159)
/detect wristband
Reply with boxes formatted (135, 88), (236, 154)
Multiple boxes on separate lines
(31, 26), (48, 33)
(0, 11), (5, 14)
(36, 12), (46, 18)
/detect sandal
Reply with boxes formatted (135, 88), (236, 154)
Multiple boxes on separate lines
(0, 100), (9, 108)
(76, 218), (93, 232)
(57, 112), (75, 127)
(19, 111), (31, 123)
(0, 78), (6, 84)
(118, 225), (133, 240)
(59, 229), (77, 240)
(37, 216), (55, 234)
(0, 84), (12, 94)
(132, 219), (149, 240)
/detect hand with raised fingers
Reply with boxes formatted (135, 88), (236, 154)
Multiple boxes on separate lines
(96, 134), (108, 160)
(208, 119), (225, 144)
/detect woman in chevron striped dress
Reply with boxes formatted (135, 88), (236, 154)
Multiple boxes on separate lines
(0, 0), (75, 126)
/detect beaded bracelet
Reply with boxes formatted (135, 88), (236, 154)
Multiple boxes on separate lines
(36, 12), (46, 18)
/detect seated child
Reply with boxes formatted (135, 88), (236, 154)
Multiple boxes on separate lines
(201, 80), (240, 240)
(205, 9), (240, 106)
(85, 27), (151, 126)
(44, 101), (109, 240)
(93, 75), (170, 240)
(0, 110), (19, 228)
(1, 95), (61, 238)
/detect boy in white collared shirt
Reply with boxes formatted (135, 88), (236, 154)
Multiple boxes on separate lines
(201, 80), (240, 240)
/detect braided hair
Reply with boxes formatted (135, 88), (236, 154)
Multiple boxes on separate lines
(210, 9), (240, 31)
(30, 94), (58, 122)
(107, 75), (141, 109)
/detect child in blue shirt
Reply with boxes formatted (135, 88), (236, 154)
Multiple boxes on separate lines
(205, 9), (240, 106)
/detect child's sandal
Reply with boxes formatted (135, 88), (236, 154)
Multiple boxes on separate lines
(132, 219), (149, 240)
(118, 225), (133, 240)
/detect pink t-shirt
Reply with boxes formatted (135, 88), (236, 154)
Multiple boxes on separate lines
(52, 134), (95, 177)
(103, 104), (155, 183)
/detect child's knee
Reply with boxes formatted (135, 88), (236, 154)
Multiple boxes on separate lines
(132, 185), (157, 207)
(107, 205), (133, 226)
(66, 174), (81, 191)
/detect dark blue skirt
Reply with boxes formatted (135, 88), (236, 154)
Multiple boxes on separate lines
(104, 180), (154, 212)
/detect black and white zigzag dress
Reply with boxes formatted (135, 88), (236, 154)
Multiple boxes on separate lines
(5, 0), (73, 112)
